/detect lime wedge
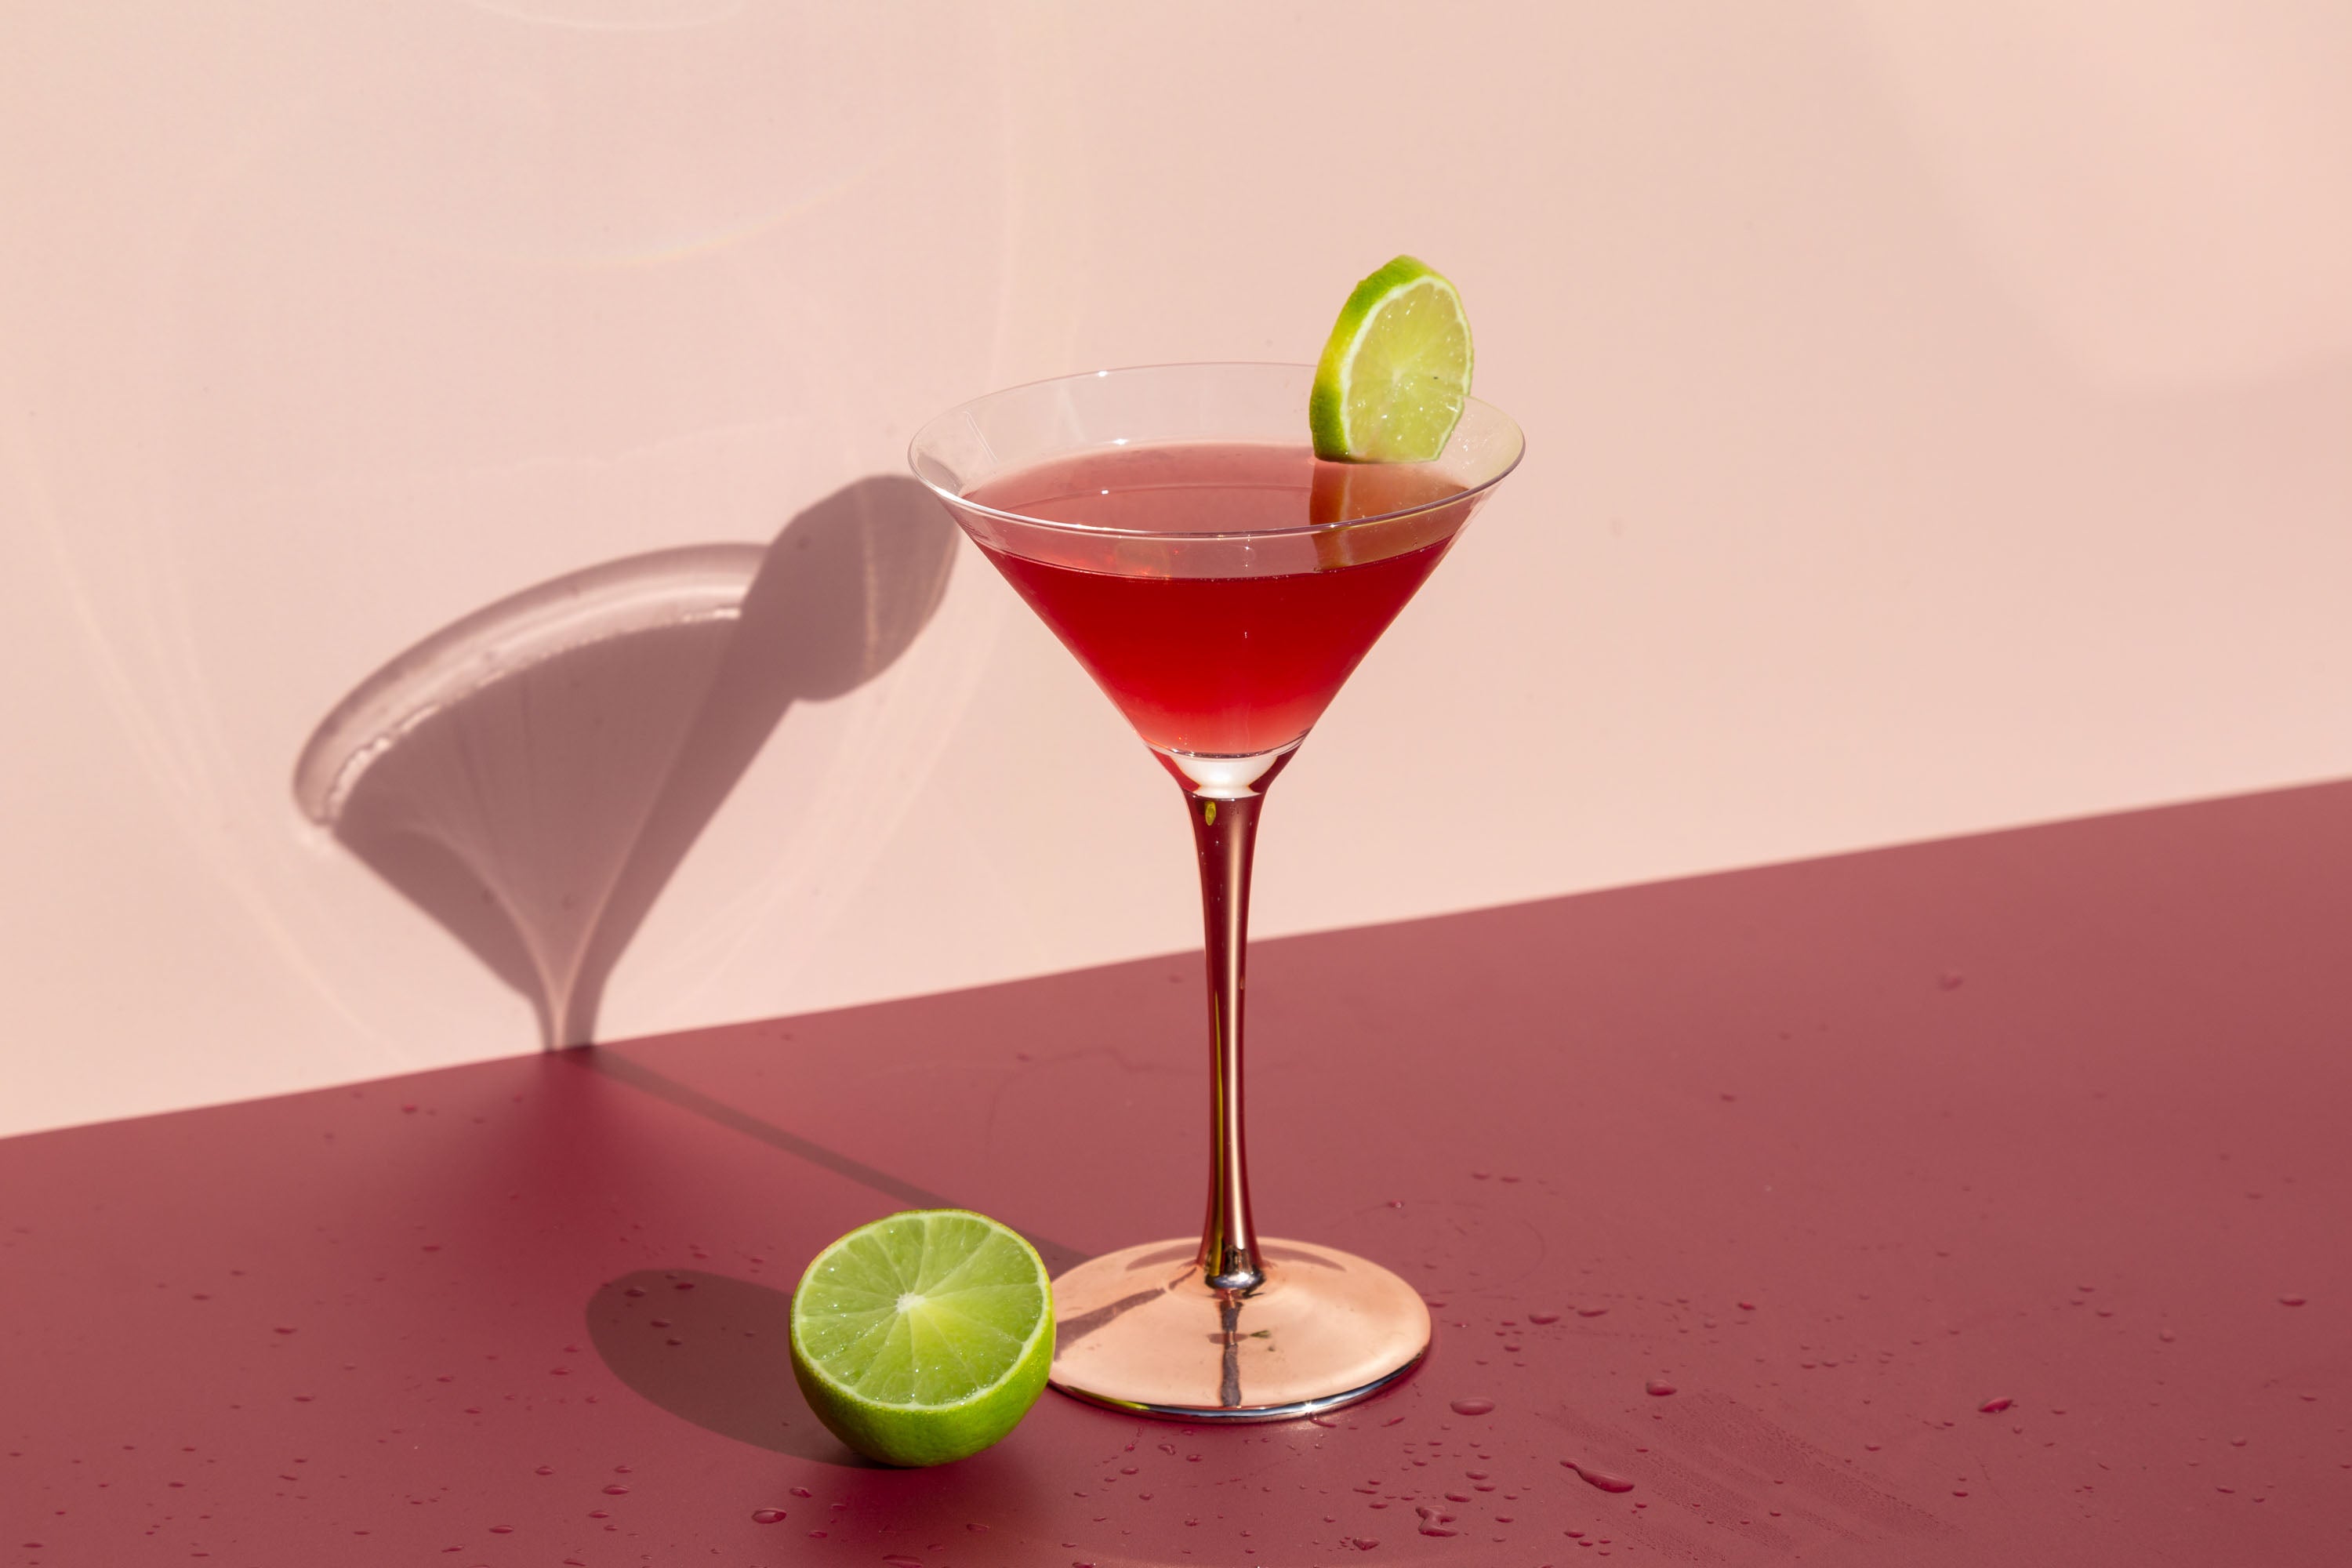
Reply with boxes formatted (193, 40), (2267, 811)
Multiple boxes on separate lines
(789, 1209), (1053, 1467)
(1309, 255), (1474, 462)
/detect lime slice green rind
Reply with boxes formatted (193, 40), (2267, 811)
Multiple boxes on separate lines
(1309, 254), (1475, 463)
(789, 1209), (1054, 1467)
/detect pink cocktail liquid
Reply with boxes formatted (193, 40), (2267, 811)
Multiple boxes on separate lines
(967, 443), (1467, 757)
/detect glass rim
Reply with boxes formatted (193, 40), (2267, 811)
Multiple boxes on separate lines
(906, 361), (1524, 543)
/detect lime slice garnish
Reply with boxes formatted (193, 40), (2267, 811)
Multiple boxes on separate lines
(1309, 255), (1474, 462)
(789, 1209), (1053, 1467)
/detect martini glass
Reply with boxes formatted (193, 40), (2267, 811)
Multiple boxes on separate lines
(909, 362), (1522, 1419)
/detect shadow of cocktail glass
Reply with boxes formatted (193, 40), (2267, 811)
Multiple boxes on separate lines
(294, 474), (955, 1045)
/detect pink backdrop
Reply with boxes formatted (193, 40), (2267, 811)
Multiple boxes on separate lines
(4, 1), (2350, 1137)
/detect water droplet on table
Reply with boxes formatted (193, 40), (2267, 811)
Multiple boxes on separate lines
(1563, 1461), (1635, 1493)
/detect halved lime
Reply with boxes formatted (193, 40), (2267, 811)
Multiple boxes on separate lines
(1309, 255), (1475, 462)
(788, 1209), (1053, 1467)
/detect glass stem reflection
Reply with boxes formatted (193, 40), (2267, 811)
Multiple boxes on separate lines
(1186, 776), (1277, 1294)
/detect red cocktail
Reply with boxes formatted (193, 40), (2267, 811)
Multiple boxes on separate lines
(969, 442), (1465, 759)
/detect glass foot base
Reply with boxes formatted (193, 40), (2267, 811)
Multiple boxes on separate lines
(1048, 1237), (1430, 1421)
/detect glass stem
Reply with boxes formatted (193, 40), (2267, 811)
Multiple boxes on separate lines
(1188, 783), (1270, 1294)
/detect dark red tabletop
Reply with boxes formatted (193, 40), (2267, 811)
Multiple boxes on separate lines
(7, 782), (2350, 1566)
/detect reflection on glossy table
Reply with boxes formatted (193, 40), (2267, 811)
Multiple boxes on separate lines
(6, 782), (2350, 1566)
